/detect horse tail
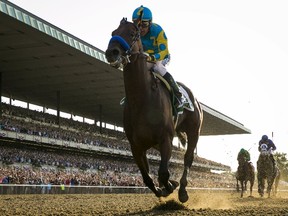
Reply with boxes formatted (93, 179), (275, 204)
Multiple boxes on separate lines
(177, 131), (187, 148)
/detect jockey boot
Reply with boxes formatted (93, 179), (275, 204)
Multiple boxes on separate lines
(163, 72), (185, 114)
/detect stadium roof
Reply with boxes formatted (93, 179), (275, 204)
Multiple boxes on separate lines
(0, 0), (251, 136)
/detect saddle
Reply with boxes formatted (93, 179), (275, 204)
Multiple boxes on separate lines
(152, 72), (194, 115)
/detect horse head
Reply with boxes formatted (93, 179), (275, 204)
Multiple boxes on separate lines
(259, 143), (273, 157)
(105, 18), (143, 68)
(258, 143), (274, 172)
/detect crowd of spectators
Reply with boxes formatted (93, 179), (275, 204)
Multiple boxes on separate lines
(0, 103), (230, 169)
(0, 144), (234, 188)
(0, 102), (235, 189)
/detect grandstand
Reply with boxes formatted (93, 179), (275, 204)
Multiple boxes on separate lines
(0, 0), (249, 193)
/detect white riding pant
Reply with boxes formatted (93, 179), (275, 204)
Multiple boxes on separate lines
(147, 60), (167, 76)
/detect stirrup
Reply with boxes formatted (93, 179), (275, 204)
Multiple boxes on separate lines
(177, 105), (184, 114)
(175, 97), (184, 114)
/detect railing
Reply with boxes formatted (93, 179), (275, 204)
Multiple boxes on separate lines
(0, 184), (151, 195)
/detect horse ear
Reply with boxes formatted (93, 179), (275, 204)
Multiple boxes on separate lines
(121, 18), (127, 24)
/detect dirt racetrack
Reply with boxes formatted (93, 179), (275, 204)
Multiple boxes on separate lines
(1, 190), (288, 216)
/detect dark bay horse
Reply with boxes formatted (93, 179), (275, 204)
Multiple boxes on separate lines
(105, 18), (203, 203)
(257, 144), (280, 198)
(236, 159), (255, 198)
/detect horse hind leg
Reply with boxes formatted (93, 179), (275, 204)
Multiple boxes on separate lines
(178, 131), (199, 203)
(244, 180), (248, 191)
(249, 180), (254, 197)
(250, 176), (255, 197)
(273, 170), (280, 196)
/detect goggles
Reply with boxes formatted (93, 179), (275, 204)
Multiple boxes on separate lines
(134, 20), (150, 28)
(140, 21), (150, 28)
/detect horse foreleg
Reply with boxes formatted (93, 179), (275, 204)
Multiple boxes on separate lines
(158, 138), (178, 196)
(240, 181), (244, 198)
(257, 174), (264, 197)
(244, 180), (248, 191)
(267, 178), (275, 198)
(131, 147), (162, 197)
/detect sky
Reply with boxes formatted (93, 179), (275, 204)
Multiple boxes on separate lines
(8, 0), (288, 171)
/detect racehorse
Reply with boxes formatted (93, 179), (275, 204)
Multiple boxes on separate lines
(236, 159), (255, 198)
(105, 18), (203, 203)
(257, 143), (280, 198)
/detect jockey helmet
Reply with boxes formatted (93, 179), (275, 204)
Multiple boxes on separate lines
(240, 148), (245, 154)
(132, 5), (152, 22)
(261, 135), (268, 142)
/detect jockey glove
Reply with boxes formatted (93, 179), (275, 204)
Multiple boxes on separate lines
(147, 55), (155, 62)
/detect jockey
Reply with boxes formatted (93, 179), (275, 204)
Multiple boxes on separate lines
(237, 148), (250, 165)
(132, 5), (185, 114)
(258, 135), (277, 168)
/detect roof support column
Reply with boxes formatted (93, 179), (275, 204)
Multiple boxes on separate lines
(98, 104), (102, 134)
(56, 90), (60, 126)
(0, 72), (2, 117)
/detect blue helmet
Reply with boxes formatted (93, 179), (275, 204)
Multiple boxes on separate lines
(261, 135), (268, 142)
(132, 5), (152, 22)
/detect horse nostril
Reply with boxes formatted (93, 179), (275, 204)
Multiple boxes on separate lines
(105, 47), (120, 60)
(112, 48), (120, 57)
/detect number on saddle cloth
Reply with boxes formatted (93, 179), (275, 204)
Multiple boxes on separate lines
(179, 85), (194, 112)
(260, 143), (268, 152)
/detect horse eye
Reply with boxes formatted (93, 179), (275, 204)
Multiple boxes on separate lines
(131, 31), (138, 39)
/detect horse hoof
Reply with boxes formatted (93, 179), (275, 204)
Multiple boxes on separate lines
(178, 188), (189, 203)
(155, 187), (171, 198)
(164, 180), (179, 194)
(170, 180), (179, 189)
(161, 189), (171, 197)
(154, 187), (163, 198)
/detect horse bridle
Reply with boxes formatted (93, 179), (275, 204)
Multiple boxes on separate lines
(108, 18), (141, 68)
